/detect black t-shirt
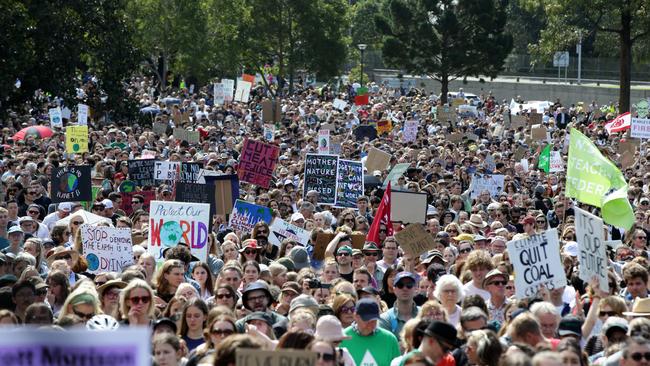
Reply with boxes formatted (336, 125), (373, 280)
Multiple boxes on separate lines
(341, 270), (353, 283)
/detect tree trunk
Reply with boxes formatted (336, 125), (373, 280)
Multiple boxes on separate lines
(619, 10), (632, 113)
(440, 73), (449, 104)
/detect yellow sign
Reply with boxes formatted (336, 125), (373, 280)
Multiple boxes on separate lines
(65, 126), (89, 153)
(376, 120), (393, 135)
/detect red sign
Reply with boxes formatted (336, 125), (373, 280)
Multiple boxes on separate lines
(237, 139), (280, 188)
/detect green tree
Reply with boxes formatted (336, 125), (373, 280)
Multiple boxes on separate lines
(376, 0), (513, 103)
(526, 0), (650, 113)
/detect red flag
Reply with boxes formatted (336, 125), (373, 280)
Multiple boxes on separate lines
(355, 94), (369, 105)
(366, 182), (393, 245)
(604, 112), (631, 134)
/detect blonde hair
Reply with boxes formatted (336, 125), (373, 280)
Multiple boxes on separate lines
(58, 285), (102, 320)
(119, 279), (155, 320)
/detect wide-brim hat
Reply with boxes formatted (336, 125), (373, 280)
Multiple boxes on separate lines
(623, 297), (650, 317)
(46, 247), (79, 266)
(424, 321), (460, 348)
(468, 214), (487, 228)
(239, 239), (262, 253)
(315, 315), (351, 342)
(482, 269), (508, 287)
(97, 279), (128, 297)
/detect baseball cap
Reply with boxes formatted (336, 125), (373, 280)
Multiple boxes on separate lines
(336, 246), (352, 255)
(558, 315), (583, 338)
(101, 199), (114, 209)
(393, 271), (417, 286)
(355, 298), (380, 321)
(8, 226), (23, 235)
(58, 202), (73, 212)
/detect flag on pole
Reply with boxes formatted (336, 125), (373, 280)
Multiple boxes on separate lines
(355, 87), (369, 106)
(566, 128), (634, 229)
(538, 144), (551, 173)
(604, 112), (631, 134)
(366, 182), (393, 245)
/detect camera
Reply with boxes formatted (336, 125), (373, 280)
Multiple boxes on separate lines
(309, 279), (331, 289)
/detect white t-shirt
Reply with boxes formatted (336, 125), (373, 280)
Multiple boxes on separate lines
(463, 281), (491, 302)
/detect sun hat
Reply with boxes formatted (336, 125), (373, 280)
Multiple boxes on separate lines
(623, 297), (650, 317)
(97, 280), (128, 298)
(467, 214), (487, 228)
(315, 315), (351, 342)
(483, 269), (508, 287)
(46, 247), (79, 266)
(289, 294), (319, 316)
(424, 321), (460, 348)
(239, 239), (262, 253)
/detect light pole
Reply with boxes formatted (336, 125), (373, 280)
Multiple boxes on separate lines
(357, 43), (367, 87)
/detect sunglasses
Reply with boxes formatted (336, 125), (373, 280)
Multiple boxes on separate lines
(459, 248), (472, 254)
(337, 252), (351, 257)
(395, 282), (415, 289)
(340, 305), (356, 314)
(211, 328), (234, 336)
(244, 249), (257, 255)
(73, 309), (95, 320)
(316, 353), (335, 362)
(364, 252), (379, 257)
(71, 221), (83, 225)
(505, 285), (514, 290)
(216, 293), (233, 299)
(629, 352), (650, 362)
(488, 281), (507, 286)
(59, 254), (72, 260)
(636, 236), (647, 239)
(599, 311), (617, 317)
(131, 201), (141, 204)
(257, 230), (268, 235)
(28, 210), (39, 215)
(536, 220), (546, 224)
(129, 296), (151, 305)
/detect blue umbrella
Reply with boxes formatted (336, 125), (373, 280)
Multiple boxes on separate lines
(139, 106), (160, 115)
(162, 97), (181, 105)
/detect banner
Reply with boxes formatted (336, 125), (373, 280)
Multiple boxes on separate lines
(566, 128), (634, 229)
(234, 80), (252, 103)
(469, 174), (505, 198)
(395, 223), (437, 257)
(507, 228), (566, 299)
(77, 104), (89, 125)
(318, 130), (330, 154)
(65, 125), (89, 154)
(204, 174), (239, 216)
(228, 200), (273, 234)
(179, 162), (201, 183)
(49, 107), (63, 128)
(175, 182), (216, 229)
(148, 201), (210, 263)
(268, 218), (311, 247)
(575, 207), (609, 292)
(80, 224), (133, 274)
(222, 79), (235, 102)
(631, 118), (650, 139)
(51, 165), (92, 203)
(303, 154), (339, 205)
(128, 159), (156, 187)
(120, 190), (155, 216)
(549, 151), (564, 172)
(214, 83), (225, 105)
(403, 120), (418, 142)
(237, 139), (280, 188)
(335, 160), (364, 208)
(0, 328), (150, 365)
(173, 128), (200, 144)
(154, 161), (180, 181)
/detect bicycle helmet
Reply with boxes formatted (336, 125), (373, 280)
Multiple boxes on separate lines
(86, 314), (120, 331)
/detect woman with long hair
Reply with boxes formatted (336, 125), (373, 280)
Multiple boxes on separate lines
(119, 279), (155, 326)
(191, 262), (214, 300)
(241, 261), (260, 290)
(219, 240), (240, 263)
(466, 330), (503, 366)
(186, 314), (237, 366)
(331, 294), (356, 328)
(238, 239), (265, 265)
(46, 270), (71, 316)
(58, 285), (102, 322)
(210, 283), (237, 311)
(179, 298), (209, 351)
(154, 259), (186, 304)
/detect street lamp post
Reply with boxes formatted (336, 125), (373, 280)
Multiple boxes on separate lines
(357, 43), (367, 87)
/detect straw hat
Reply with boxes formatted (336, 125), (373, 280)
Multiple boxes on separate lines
(467, 214), (487, 228)
(46, 247), (79, 266)
(623, 298), (650, 317)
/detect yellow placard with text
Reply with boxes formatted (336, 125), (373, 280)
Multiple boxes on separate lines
(65, 126), (89, 154)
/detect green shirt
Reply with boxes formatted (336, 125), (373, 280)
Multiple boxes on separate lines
(340, 325), (401, 366)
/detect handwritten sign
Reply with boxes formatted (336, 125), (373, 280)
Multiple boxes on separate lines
(237, 139), (280, 189)
(395, 224), (437, 257)
(173, 128), (200, 144)
(51, 165), (91, 203)
(631, 118), (650, 139)
(175, 182), (216, 230)
(335, 159), (363, 208)
(214, 83), (225, 105)
(575, 207), (608, 292)
(236, 349), (316, 366)
(318, 129), (330, 154)
(234, 80), (252, 103)
(333, 98), (348, 111)
(268, 218), (311, 247)
(148, 201), (210, 263)
(128, 159), (156, 187)
(403, 120), (418, 142)
(65, 126), (88, 153)
(222, 79), (235, 102)
(507, 228), (566, 299)
(179, 162), (201, 183)
(549, 151), (564, 172)
(469, 174), (505, 198)
(365, 148), (391, 173)
(80, 224), (133, 274)
(228, 200), (273, 234)
(154, 161), (180, 181)
(77, 104), (89, 125)
(263, 124), (275, 141)
(304, 154), (339, 205)
(49, 107), (63, 128)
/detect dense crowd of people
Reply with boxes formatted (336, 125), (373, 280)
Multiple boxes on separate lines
(0, 76), (649, 366)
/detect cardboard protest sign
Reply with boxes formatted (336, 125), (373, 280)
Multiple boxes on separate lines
(529, 113), (543, 125)
(148, 201), (210, 262)
(575, 207), (609, 292)
(549, 151), (564, 172)
(204, 174), (239, 216)
(313, 232), (336, 260)
(179, 162), (201, 183)
(335, 160), (364, 208)
(303, 154), (339, 205)
(395, 223), (437, 257)
(228, 199), (273, 234)
(153, 122), (168, 135)
(61, 107), (72, 120)
(452, 98), (465, 107)
(333, 98), (348, 111)
(0, 328), (150, 366)
(173, 128), (200, 144)
(631, 118), (650, 139)
(222, 79), (235, 102)
(318, 130), (330, 154)
(214, 83), (225, 105)
(509, 115), (527, 129)
(51, 165), (92, 203)
(154, 161), (180, 181)
(234, 80), (252, 103)
(268, 218), (311, 247)
(376, 120), (393, 135)
(65, 125), (88, 154)
(403, 120), (418, 142)
(77, 104), (89, 125)
(531, 125), (547, 141)
(507, 228), (566, 299)
(242, 73), (256, 83)
(447, 132), (463, 143)
(236, 348), (316, 366)
(353, 125), (378, 141)
(128, 159), (156, 187)
(120, 190), (155, 216)
(49, 107), (63, 128)
(437, 108), (455, 124)
(176, 182), (216, 229)
(618, 141), (637, 169)
(383, 163), (410, 189)
(391, 191), (428, 224)
(80, 224), (133, 274)
(365, 148), (391, 173)
(469, 174), (505, 198)
(237, 139), (280, 189)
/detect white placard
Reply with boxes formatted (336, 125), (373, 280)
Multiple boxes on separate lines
(222, 79), (235, 102)
(469, 174), (505, 198)
(333, 98), (348, 111)
(507, 228), (566, 299)
(234, 80), (252, 103)
(631, 118), (650, 139)
(77, 104), (89, 125)
(80, 224), (133, 274)
(403, 120), (418, 142)
(318, 130), (330, 154)
(49, 108), (63, 128)
(154, 161), (180, 181)
(263, 124), (275, 141)
(549, 151), (564, 172)
(268, 218), (311, 247)
(575, 207), (608, 293)
(214, 83), (225, 105)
